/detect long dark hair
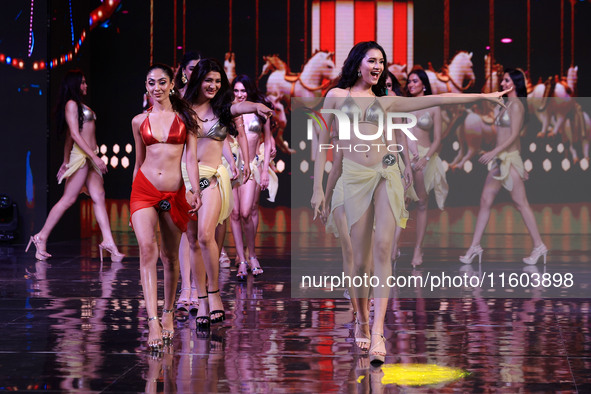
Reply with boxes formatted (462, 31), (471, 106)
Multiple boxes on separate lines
(174, 51), (202, 89)
(504, 68), (529, 124)
(184, 58), (237, 137)
(337, 41), (388, 96)
(406, 68), (432, 96)
(55, 69), (85, 134)
(146, 63), (198, 134)
(386, 70), (403, 97)
(231, 74), (273, 125)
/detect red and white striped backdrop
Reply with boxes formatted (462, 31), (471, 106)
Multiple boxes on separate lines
(311, 0), (414, 69)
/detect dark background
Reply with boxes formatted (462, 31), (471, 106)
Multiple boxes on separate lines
(1, 0), (590, 240)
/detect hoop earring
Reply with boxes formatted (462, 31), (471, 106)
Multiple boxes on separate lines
(181, 72), (188, 85)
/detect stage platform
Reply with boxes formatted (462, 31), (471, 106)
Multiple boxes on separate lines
(1, 202), (590, 392)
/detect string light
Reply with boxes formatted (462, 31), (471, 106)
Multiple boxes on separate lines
(2, 0), (120, 70)
(28, 0), (35, 57)
(69, 0), (75, 46)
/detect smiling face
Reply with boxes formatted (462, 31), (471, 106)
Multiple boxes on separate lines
(80, 76), (88, 96)
(358, 48), (384, 86)
(500, 72), (515, 93)
(145, 68), (174, 102)
(233, 81), (247, 103)
(406, 72), (425, 97)
(200, 71), (222, 101)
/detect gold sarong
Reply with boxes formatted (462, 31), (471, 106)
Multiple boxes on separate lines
(487, 150), (525, 191)
(342, 158), (408, 232)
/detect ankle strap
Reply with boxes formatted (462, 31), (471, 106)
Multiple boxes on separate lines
(198, 295), (208, 299)
(148, 316), (158, 321)
(162, 309), (174, 314)
(207, 289), (220, 294)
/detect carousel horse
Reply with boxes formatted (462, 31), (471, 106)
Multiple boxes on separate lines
(447, 54), (500, 169)
(387, 63), (408, 87)
(425, 51), (476, 94)
(528, 66), (589, 161)
(263, 51), (339, 98)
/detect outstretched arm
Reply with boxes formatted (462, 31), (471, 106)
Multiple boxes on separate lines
(379, 89), (511, 113)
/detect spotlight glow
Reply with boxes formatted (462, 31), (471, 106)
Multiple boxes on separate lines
(524, 159), (533, 172)
(463, 160), (473, 174)
(529, 142), (537, 153)
(543, 158), (552, 172)
(561, 158), (570, 171)
(276, 160), (285, 173)
(500, 38), (513, 44)
(100, 144), (107, 154)
(125, 143), (133, 153)
(325, 161), (332, 173)
(300, 160), (309, 173)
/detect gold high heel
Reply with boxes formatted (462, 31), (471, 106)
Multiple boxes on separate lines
(98, 243), (124, 263)
(369, 333), (386, 365)
(459, 245), (483, 264)
(523, 244), (548, 265)
(25, 235), (51, 260)
(161, 309), (174, 342)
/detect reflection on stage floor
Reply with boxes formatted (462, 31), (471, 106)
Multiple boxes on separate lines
(1, 202), (590, 392)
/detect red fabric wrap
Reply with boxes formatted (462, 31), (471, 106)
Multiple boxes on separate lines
(130, 169), (195, 232)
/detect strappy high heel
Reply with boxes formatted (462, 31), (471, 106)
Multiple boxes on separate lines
(459, 245), (483, 264)
(207, 289), (226, 324)
(523, 244), (548, 265)
(147, 316), (163, 351)
(369, 333), (386, 365)
(189, 286), (199, 315)
(196, 295), (210, 330)
(25, 235), (51, 261)
(248, 256), (264, 277)
(354, 319), (370, 352)
(161, 309), (174, 342)
(236, 260), (248, 281)
(98, 242), (125, 263)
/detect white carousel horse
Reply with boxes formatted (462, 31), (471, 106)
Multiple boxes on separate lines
(387, 63), (408, 88)
(264, 51), (339, 98)
(425, 51), (476, 94)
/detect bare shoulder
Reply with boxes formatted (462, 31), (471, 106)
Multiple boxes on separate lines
(326, 88), (348, 98)
(65, 100), (78, 112)
(131, 113), (148, 129)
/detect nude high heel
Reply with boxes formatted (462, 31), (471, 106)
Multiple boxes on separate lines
(25, 235), (51, 260)
(459, 245), (483, 264)
(369, 333), (386, 365)
(523, 244), (548, 265)
(98, 243), (125, 263)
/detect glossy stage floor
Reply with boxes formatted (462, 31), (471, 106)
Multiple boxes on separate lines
(2, 202), (590, 392)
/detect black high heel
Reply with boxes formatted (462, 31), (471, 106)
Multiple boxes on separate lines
(207, 289), (226, 324)
(196, 295), (210, 330)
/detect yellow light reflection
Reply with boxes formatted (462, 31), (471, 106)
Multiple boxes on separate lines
(379, 363), (468, 386)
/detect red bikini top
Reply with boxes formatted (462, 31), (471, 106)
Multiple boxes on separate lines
(140, 110), (186, 146)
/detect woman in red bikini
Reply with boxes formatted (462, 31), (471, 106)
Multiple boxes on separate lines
(130, 64), (201, 351)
